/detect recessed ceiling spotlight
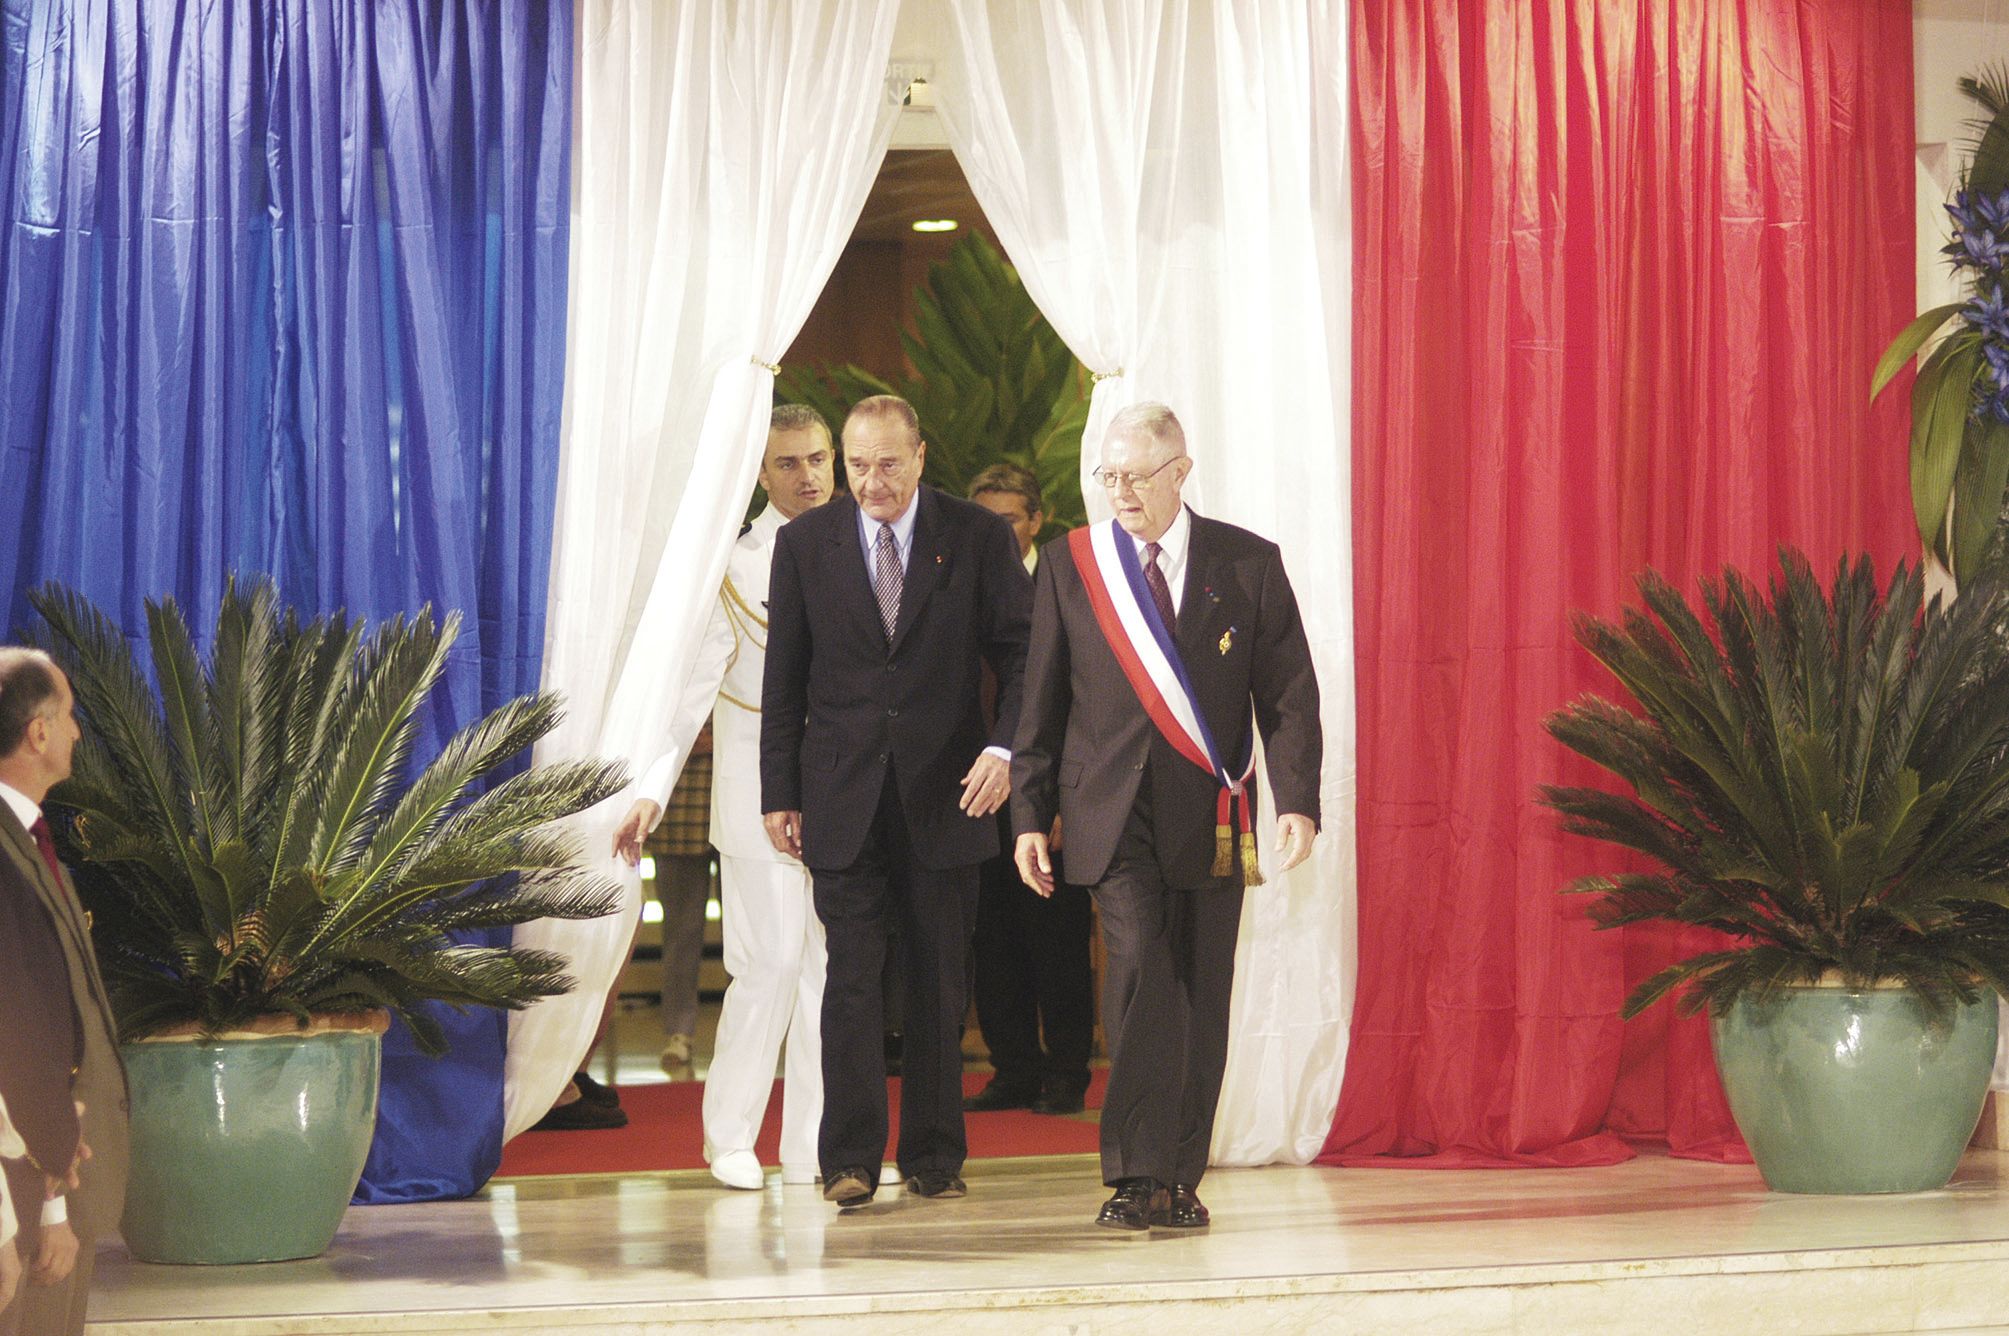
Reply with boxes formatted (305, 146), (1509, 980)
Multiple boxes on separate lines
(912, 219), (958, 233)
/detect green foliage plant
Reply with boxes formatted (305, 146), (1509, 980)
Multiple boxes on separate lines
(779, 233), (1090, 542)
(1542, 549), (2009, 1020)
(1873, 71), (2009, 582)
(29, 579), (626, 1053)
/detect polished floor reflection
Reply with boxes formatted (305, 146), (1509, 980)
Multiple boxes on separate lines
(89, 1149), (2009, 1334)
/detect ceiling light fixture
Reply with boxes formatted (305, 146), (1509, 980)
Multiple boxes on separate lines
(912, 219), (958, 233)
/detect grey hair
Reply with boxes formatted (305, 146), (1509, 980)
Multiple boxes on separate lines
(0, 647), (61, 757)
(844, 394), (922, 448)
(769, 403), (833, 445)
(1106, 402), (1187, 457)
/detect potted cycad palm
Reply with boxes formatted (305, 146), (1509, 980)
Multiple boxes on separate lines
(30, 580), (624, 1263)
(1543, 551), (2009, 1193)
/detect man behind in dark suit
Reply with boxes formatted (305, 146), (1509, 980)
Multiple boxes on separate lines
(963, 465), (1094, 1117)
(1011, 403), (1321, 1231)
(761, 395), (1032, 1207)
(0, 648), (130, 1336)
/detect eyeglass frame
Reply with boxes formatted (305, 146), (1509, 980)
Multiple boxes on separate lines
(1090, 456), (1184, 493)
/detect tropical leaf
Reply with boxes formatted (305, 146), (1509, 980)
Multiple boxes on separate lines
(778, 233), (1090, 540)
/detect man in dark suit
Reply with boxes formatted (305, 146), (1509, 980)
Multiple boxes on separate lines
(1011, 403), (1321, 1231)
(963, 465), (1094, 1117)
(0, 648), (130, 1336)
(762, 395), (1032, 1207)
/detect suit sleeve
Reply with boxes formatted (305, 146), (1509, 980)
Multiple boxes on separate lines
(978, 514), (1033, 752)
(0, 862), (82, 1179)
(1010, 549), (1071, 837)
(1251, 546), (1324, 824)
(638, 590), (737, 809)
(760, 526), (812, 814)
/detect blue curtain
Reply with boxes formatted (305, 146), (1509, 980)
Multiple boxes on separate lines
(0, 1), (572, 1200)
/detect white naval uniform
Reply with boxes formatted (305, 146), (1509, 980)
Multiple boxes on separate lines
(639, 504), (824, 1178)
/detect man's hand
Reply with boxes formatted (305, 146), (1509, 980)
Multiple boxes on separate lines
(612, 799), (662, 866)
(0, 1236), (19, 1309)
(1276, 813), (1316, 873)
(764, 810), (803, 860)
(30, 1220), (76, 1286)
(1015, 832), (1055, 898)
(960, 752), (1010, 817)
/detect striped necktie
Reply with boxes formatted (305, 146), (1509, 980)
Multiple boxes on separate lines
(874, 523), (903, 639)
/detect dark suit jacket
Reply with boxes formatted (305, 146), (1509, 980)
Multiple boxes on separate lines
(1011, 511), (1322, 888)
(0, 851), (82, 1183)
(0, 809), (129, 1248)
(761, 486), (1033, 872)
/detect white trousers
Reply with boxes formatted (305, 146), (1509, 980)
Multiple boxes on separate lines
(701, 854), (825, 1171)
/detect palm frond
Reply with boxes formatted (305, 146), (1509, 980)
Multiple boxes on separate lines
(32, 581), (621, 1044)
(1548, 548), (2009, 1017)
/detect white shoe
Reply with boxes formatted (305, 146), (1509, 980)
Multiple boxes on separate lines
(660, 1034), (693, 1072)
(781, 1162), (818, 1185)
(710, 1149), (765, 1191)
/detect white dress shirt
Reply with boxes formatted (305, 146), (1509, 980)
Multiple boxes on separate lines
(0, 779), (38, 835)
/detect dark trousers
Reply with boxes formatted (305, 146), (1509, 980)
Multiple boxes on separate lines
(1091, 800), (1243, 1188)
(812, 769), (977, 1184)
(972, 850), (1093, 1093)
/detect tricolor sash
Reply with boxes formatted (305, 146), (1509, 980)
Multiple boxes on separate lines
(1069, 520), (1263, 884)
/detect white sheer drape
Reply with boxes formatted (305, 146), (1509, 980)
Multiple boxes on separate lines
(505, 0), (901, 1139)
(931, 0), (1355, 1164)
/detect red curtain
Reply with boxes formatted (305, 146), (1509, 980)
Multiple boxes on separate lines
(1325, 0), (1919, 1167)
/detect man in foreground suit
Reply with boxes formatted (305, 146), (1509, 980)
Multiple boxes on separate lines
(762, 394), (1031, 1207)
(1011, 403), (1321, 1230)
(0, 648), (131, 1335)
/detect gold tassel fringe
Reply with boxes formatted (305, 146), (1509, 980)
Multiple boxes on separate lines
(1240, 830), (1264, 887)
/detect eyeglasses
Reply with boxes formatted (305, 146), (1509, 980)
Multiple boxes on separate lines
(1090, 457), (1181, 492)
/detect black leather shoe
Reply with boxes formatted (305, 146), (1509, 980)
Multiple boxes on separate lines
(823, 1167), (878, 1206)
(964, 1079), (1039, 1112)
(903, 1173), (968, 1199)
(1030, 1080), (1088, 1115)
(1153, 1183), (1209, 1228)
(1096, 1178), (1166, 1231)
(572, 1070), (621, 1108)
(528, 1096), (628, 1132)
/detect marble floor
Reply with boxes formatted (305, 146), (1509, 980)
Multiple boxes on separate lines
(89, 1148), (2009, 1334)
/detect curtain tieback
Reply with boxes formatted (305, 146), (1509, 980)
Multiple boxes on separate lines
(751, 355), (781, 375)
(1091, 366), (1124, 382)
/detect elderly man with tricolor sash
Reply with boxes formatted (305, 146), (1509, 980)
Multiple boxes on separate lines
(1010, 402), (1322, 1232)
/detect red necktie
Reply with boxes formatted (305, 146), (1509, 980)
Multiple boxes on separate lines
(1143, 542), (1177, 634)
(28, 816), (63, 885)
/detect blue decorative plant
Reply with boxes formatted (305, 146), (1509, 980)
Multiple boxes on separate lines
(1874, 72), (2009, 581)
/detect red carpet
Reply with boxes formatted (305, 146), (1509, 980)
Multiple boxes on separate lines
(496, 1069), (1108, 1178)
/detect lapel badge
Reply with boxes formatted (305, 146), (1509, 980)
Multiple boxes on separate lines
(1219, 627), (1234, 655)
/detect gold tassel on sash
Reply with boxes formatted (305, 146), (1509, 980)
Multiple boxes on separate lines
(1237, 788), (1264, 887)
(1214, 787), (1264, 885)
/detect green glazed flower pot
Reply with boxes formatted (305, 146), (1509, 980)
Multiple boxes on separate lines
(119, 1017), (384, 1263)
(1710, 985), (1997, 1194)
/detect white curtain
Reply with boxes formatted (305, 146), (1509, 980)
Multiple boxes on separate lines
(930, 0), (1355, 1164)
(506, 0), (902, 1139)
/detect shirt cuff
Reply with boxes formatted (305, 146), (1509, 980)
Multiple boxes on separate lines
(982, 745), (1011, 763)
(40, 1194), (66, 1226)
